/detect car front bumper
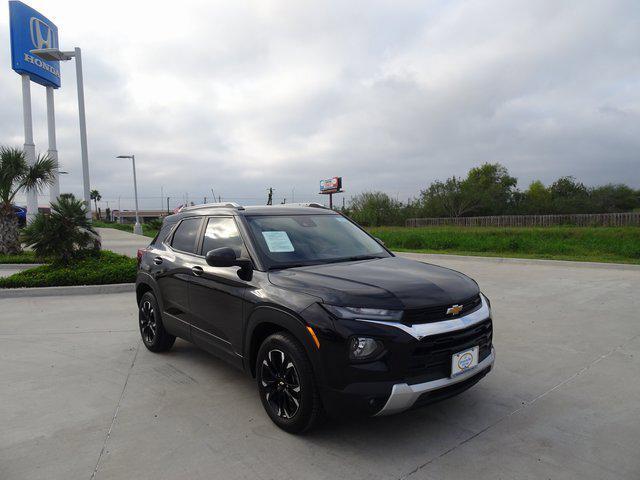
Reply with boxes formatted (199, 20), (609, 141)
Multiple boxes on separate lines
(375, 347), (495, 415)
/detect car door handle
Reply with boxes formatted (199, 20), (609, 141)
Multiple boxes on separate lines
(191, 266), (204, 276)
(153, 256), (163, 265)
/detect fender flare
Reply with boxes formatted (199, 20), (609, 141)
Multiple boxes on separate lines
(243, 305), (324, 383)
(135, 273), (164, 311)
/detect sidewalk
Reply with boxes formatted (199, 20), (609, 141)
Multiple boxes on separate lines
(97, 227), (151, 257)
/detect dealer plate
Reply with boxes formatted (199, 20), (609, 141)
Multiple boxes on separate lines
(451, 346), (479, 377)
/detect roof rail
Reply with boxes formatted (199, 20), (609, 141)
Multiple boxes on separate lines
(281, 202), (327, 209)
(181, 202), (245, 212)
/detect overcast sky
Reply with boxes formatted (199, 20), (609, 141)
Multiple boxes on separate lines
(1, 0), (639, 211)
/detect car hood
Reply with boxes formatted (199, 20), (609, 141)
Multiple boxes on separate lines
(267, 256), (479, 309)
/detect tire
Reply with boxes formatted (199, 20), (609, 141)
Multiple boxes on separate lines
(138, 291), (175, 352)
(256, 332), (324, 433)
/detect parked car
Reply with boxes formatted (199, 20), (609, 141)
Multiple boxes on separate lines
(12, 205), (26, 227)
(136, 203), (494, 433)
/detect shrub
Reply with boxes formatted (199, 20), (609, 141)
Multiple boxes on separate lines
(0, 250), (136, 288)
(22, 193), (99, 264)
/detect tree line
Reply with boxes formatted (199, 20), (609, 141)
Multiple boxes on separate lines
(345, 163), (640, 227)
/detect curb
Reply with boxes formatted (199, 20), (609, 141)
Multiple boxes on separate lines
(395, 252), (640, 271)
(0, 263), (43, 269)
(0, 283), (135, 299)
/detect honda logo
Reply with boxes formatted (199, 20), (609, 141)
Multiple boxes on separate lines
(29, 17), (56, 50)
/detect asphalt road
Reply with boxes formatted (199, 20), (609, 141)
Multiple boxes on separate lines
(2, 231), (639, 479)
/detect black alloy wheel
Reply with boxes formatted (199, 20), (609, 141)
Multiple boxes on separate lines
(138, 291), (175, 352)
(256, 332), (323, 433)
(139, 299), (157, 344)
(260, 349), (302, 419)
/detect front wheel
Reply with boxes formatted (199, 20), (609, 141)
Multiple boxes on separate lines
(256, 332), (324, 433)
(138, 291), (175, 352)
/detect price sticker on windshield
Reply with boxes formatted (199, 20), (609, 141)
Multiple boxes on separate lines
(262, 231), (295, 252)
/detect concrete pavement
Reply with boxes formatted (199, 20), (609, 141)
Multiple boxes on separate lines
(96, 227), (151, 257)
(1, 251), (639, 479)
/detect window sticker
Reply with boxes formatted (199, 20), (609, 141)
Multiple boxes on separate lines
(262, 231), (295, 252)
(336, 217), (348, 222)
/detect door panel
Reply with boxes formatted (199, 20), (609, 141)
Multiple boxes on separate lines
(188, 217), (250, 367)
(154, 217), (203, 339)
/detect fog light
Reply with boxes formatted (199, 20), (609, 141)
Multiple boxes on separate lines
(349, 337), (383, 361)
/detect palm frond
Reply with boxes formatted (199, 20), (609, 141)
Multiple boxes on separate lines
(21, 153), (58, 192)
(0, 147), (28, 206)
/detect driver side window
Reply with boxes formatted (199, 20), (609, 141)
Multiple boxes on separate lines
(201, 217), (247, 258)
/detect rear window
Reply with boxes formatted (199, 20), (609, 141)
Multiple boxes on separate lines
(150, 221), (175, 246)
(170, 218), (201, 253)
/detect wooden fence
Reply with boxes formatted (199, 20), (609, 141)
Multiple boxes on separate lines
(406, 212), (640, 228)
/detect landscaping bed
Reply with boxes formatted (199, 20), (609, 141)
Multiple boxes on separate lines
(0, 251), (41, 264)
(369, 226), (640, 265)
(0, 250), (137, 288)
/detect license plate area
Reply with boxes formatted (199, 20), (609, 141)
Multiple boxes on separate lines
(451, 346), (479, 377)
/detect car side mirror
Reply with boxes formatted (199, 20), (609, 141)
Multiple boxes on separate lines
(205, 247), (253, 280)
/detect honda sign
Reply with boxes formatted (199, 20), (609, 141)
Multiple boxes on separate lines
(9, 1), (61, 88)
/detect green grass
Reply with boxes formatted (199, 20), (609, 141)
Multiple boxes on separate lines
(0, 250), (137, 288)
(93, 221), (159, 238)
(0, 251), (41, 264)
(368, 226), (640, 265)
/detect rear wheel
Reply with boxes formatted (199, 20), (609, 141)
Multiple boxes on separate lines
(138, 291), (175, 352)
(256, 332), (323, 433)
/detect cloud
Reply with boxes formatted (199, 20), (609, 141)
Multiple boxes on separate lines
(1, 0), (638, 210)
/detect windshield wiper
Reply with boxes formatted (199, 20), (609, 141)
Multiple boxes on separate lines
(323, 255), (383, 264)
(268, 262), (316, 271)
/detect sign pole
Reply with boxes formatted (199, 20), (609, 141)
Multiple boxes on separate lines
(46, 86), (60, 203)
(21, 74), (38, 224)
(74, 47), (92, 220)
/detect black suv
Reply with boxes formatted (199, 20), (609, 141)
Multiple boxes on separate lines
(136, 203), (494, 433)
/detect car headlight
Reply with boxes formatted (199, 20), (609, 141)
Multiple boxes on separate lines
(349, 337), (384, 361)
(321, 304), (403, 321)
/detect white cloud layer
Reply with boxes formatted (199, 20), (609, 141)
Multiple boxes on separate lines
(1, 0), (639, 210)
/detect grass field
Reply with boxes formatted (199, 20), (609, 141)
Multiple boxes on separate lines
(368, 226), (640, 264)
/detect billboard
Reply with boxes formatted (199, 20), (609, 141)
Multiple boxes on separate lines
(319, 176), (342, 194)
(9, 1), (61, 88)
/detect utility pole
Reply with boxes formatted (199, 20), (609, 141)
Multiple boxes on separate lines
(166, 196), (170, 215)
(160, 186), (164, 211)
(267, 187), (274, 206)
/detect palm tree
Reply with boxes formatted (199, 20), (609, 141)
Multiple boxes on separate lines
(90, 189), (102, 219)
(0, 146), (57, 254)
(22, 193), (99, 264)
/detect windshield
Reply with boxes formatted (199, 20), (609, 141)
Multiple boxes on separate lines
(245, 214), (390, 269)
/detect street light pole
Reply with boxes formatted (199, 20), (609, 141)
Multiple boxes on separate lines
(117, 155), (142, 235)
(74, 48), (91, 220)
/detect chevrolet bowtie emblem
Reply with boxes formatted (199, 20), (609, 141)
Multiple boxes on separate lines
(446, 304), (463, 316)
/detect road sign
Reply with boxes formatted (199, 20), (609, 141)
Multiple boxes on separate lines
(9, 1), (61, 88)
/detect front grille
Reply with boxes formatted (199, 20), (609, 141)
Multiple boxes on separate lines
(407, 318), (492, 383)
(402, 294), (481, 325)
(412, 366), (491, 409)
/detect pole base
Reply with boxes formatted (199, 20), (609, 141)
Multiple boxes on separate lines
(133, 222), (143, 235)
